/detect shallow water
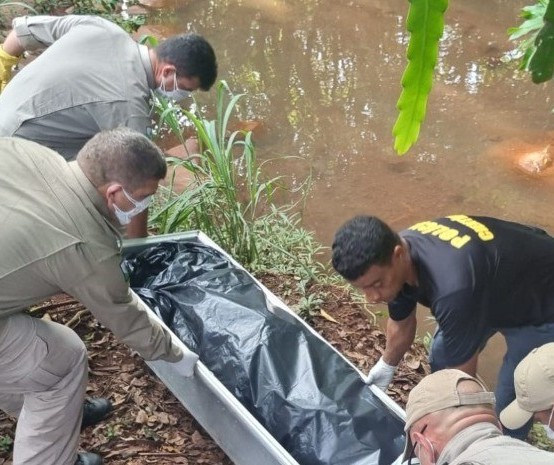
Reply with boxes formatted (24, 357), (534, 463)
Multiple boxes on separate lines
(145, 0), (553, 388)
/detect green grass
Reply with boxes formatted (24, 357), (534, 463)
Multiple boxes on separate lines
(151, 81), (284, 266)
(0, 435), (12, 453)
(529, 422), (554, 451)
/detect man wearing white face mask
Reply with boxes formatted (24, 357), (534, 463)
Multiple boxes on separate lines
(0, 14), (218, 237)
(401, 369), (554, 465)
(0, 128), (199, 465)
(112, 187), (153, 226)
(500, 343), (554, 441)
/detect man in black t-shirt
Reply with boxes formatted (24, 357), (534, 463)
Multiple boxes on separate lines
(332, 214), (554, 439)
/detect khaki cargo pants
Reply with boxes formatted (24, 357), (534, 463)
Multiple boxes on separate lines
(0, 313), (88, 465)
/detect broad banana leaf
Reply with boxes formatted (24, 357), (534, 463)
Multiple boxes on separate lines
(392, 0), (449, 155)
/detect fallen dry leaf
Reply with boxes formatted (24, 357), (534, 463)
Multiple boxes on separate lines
(319, 309), (338, 323)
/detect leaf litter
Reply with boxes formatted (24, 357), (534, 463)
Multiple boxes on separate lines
(0, 276), (429, 464)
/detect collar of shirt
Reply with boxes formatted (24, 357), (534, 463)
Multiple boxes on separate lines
(68, 161), (121, 234)
(139, 43), (156, 89)
(438, 422), (501, 465)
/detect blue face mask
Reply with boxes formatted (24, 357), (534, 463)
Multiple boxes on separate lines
(156, 72), (191, 102)
(113, 188), (152, 225)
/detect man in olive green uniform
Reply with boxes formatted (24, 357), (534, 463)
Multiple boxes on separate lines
(0, 128), (198, 465)
(0, 14), (218, 238)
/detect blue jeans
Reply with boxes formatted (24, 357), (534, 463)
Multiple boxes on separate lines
(428, 322), (554, 440)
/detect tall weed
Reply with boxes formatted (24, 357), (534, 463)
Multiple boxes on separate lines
(150, 81), (281, 265)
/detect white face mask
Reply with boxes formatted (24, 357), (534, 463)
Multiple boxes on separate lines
(113, 188), (152, 225)
(156, 72), (191, 102)
(540, 406), (554, 441)
(415, 434), (436, 465)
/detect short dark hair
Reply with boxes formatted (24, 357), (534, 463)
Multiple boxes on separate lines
(332, 215), (401, 281)
(155, 33), (218, 91)
(77, 127), (167, 191)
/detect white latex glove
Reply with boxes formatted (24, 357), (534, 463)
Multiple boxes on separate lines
(364, 356), (397, 391)
(171, 347), (199, 377)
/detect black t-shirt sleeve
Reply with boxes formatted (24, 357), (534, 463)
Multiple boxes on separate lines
(388, 290), (417, 321)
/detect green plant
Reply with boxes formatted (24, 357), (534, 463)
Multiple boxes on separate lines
(251, 206), (326, 280)
(421, 331), (433, 354)
(150, 81), (281, 265)
(509, 0), (554, 83)
(393, 0), (553, 156)
(149, 82), (346, 316)
(102, 423), (120, 440)
(296, 293), (325, 318)
(0, 434), (13, 453)
(32, 0), (144, 32)
(529, 422), (554, 451)
(138, 34), (159, 48)
(32, 0), (59, 13)
(392, 0), (448, 155)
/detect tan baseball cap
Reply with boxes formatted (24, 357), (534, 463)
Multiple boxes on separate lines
(499, 343), (554, 430)
(402, 369), (495, 462)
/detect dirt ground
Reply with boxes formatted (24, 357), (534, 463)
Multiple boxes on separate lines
(0, 275), (429, 465)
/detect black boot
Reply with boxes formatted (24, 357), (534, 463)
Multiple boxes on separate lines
(75, 452), (103, 465)
(81, 397), (112, 430)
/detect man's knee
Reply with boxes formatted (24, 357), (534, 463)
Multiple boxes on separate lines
(34, 319), (88, 385)
(429, 332), (448, 372)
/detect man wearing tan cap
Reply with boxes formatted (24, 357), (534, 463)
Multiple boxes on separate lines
(402, 369), (554, 465)
(500, 343), (554, 439)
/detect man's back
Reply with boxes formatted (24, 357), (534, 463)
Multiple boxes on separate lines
(388, 215), (554, 366)
(0, 137), (119, 312)
(0, 15), (153, 159)
(399, 215), (554, 326)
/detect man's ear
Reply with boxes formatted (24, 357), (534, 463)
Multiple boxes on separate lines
(392, 244), (404, 261)
(161, 63), (176, 78)
(413, 431), (435, 464)
(104, 183), (121, 207)
(105, 183), (120, 197)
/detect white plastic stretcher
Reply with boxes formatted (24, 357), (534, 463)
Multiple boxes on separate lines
(122, 231), (407, 465)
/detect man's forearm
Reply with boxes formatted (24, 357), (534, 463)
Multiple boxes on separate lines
(1, 30), (24, 57)
(382, 310), (417, 366)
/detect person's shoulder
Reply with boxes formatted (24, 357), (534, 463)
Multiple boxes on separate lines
(459, 434), (554, 464)
(70, 15), (131, 36)
(0, 137), (57, 161)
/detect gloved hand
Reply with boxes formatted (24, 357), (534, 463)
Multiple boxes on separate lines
(364, 356), (397, 391)
(0, 46), (20, 93)
(171, 346), (199, 377)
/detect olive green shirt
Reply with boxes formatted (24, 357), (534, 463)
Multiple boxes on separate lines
(0, 137), (181, 362)
(439, 422), (554, 465)
(0, 15), (154, 160)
